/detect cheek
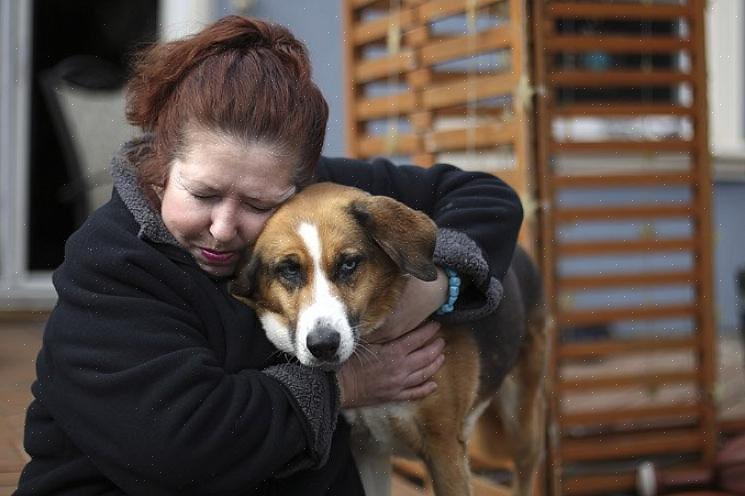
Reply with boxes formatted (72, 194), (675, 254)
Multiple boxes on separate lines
(238, 211), (274, 244)
(160, 192), (207, 239)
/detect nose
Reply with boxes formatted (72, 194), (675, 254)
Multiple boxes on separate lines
(210, 202), (238, 242)
(306, 326), (341, 361)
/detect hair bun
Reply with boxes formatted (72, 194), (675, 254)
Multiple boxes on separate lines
(211, 16), (311, 79)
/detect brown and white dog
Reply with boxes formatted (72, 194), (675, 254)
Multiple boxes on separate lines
(230, 182), (547, 496)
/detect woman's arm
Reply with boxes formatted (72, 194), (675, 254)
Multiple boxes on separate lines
(34, 218), (341, 494)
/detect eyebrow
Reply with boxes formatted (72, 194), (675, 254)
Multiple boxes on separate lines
(249, 186), (296, 205)
(180, 176), (296, 205)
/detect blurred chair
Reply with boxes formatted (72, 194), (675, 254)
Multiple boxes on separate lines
(39, 55), (138, 225)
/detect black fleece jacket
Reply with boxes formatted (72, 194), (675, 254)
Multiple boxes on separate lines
(15, 146), (522, 495)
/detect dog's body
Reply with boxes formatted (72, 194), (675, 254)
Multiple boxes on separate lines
(231, 183), (547, 496)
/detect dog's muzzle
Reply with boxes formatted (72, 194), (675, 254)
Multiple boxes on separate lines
(306, 325), (341, 362)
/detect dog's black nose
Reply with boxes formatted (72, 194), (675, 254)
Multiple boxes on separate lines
(306, 326), (340, 361)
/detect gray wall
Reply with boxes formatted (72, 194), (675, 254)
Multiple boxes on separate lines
(713, 182), (745, 332)
(217, 0), (346, 157)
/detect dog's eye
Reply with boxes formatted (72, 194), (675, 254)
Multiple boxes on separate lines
(276, 262), (303, 286)
(337, 256), (362, 280)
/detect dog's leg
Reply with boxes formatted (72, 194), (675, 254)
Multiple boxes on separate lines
(393, 328), (480, 496)
(498, 313), (548, 496)
(422, 433), (472, 496)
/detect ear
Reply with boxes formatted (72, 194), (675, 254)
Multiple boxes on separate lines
(349, 195), (438, 281)
(229, 254), (262, 308)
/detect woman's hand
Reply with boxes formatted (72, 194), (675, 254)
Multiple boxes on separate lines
(336, 321), (445, 408)
(364, 267), (449, 344)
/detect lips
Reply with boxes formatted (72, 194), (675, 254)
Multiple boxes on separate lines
(199, 248), (238, 264)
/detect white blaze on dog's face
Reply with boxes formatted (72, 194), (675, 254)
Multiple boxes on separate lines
(230, 183), (438, 368)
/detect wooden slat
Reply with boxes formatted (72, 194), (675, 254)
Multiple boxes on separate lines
(351, 0), (422, 9)
(553, 172), (693, 188)
(349, 0), (386, 9)
(355, 51), (416, 83)
(558, 270), (696, 290)
(547, 3), (694, 20)
(422, 73), (518, 110)
(558, 370), (697, 392)
(562, 472), (637, 496)
(418, 0), (503, 22)
(355, 92), (417, 120)
(549, 70), (694, 87)
(553, 103), (694, 117)
(557, 237), (697, 256)
(560, 403), (700, 428)
(410, 69), (508, 88)
(420, 26), (512, 66)
(558, 336), (697, 360)
(532, 3), (563, 494)
(554, 204), (694, 222)
(357, 133), (419, 156)
(550, 139), (694, 153)
(426, 122), (516, 152)
(556, 303), (696, 326)
(545, 35), (691, 53)
(561, 428), (704, 462)
(353, 8), (417, 45)
(343, 1), (360, 157)
(690, 0), (719, 464)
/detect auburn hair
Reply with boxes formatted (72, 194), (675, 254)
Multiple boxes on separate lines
(125, 16), (328, 203)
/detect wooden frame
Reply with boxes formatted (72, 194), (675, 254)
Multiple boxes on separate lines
(344, 0), (719, 494)
(532, 0), (717, 494)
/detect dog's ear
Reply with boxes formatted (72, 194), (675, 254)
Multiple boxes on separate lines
(349, 195), (438, 281)
(229, 254), (263, 307)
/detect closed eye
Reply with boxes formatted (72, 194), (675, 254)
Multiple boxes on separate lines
(191, 192), (218, 201)
(243, 203), (277, 214)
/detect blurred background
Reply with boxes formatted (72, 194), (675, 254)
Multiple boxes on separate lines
(0, 0), (744, 495)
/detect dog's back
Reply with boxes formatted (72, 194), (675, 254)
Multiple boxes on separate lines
(469, 245), (544, 399)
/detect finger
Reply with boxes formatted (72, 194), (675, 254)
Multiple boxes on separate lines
(402, 353), (445, 389)
(406, 336), (445, 363)
(363, 325), (399, 344)
(394, 320), (441, 353)
(395, 380), (438, 402)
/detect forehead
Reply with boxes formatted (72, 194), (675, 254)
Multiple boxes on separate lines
(173, 128), (296, 201)
(258, 199), (367, 261)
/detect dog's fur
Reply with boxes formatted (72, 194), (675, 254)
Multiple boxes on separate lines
(230, 183), (547, 496)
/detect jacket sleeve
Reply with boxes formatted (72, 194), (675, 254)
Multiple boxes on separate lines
(317, 156), (524, 322)
(34, 222), (341, 495)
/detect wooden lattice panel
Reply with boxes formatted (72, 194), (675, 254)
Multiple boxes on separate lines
(343, 0), (538, 250)
(531, 1), (716, 494)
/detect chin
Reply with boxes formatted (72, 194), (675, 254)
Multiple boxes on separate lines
(199, 263), (237, 278)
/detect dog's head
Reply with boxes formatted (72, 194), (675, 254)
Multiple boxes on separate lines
(230, 182), (437, 368)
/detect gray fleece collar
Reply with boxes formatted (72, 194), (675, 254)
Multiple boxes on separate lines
(110, 136), (179, 247)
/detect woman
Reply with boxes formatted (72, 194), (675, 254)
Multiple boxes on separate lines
(16, 16), (523, 496)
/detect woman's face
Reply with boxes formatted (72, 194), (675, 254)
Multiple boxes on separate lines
(159, 129), (297, 278)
